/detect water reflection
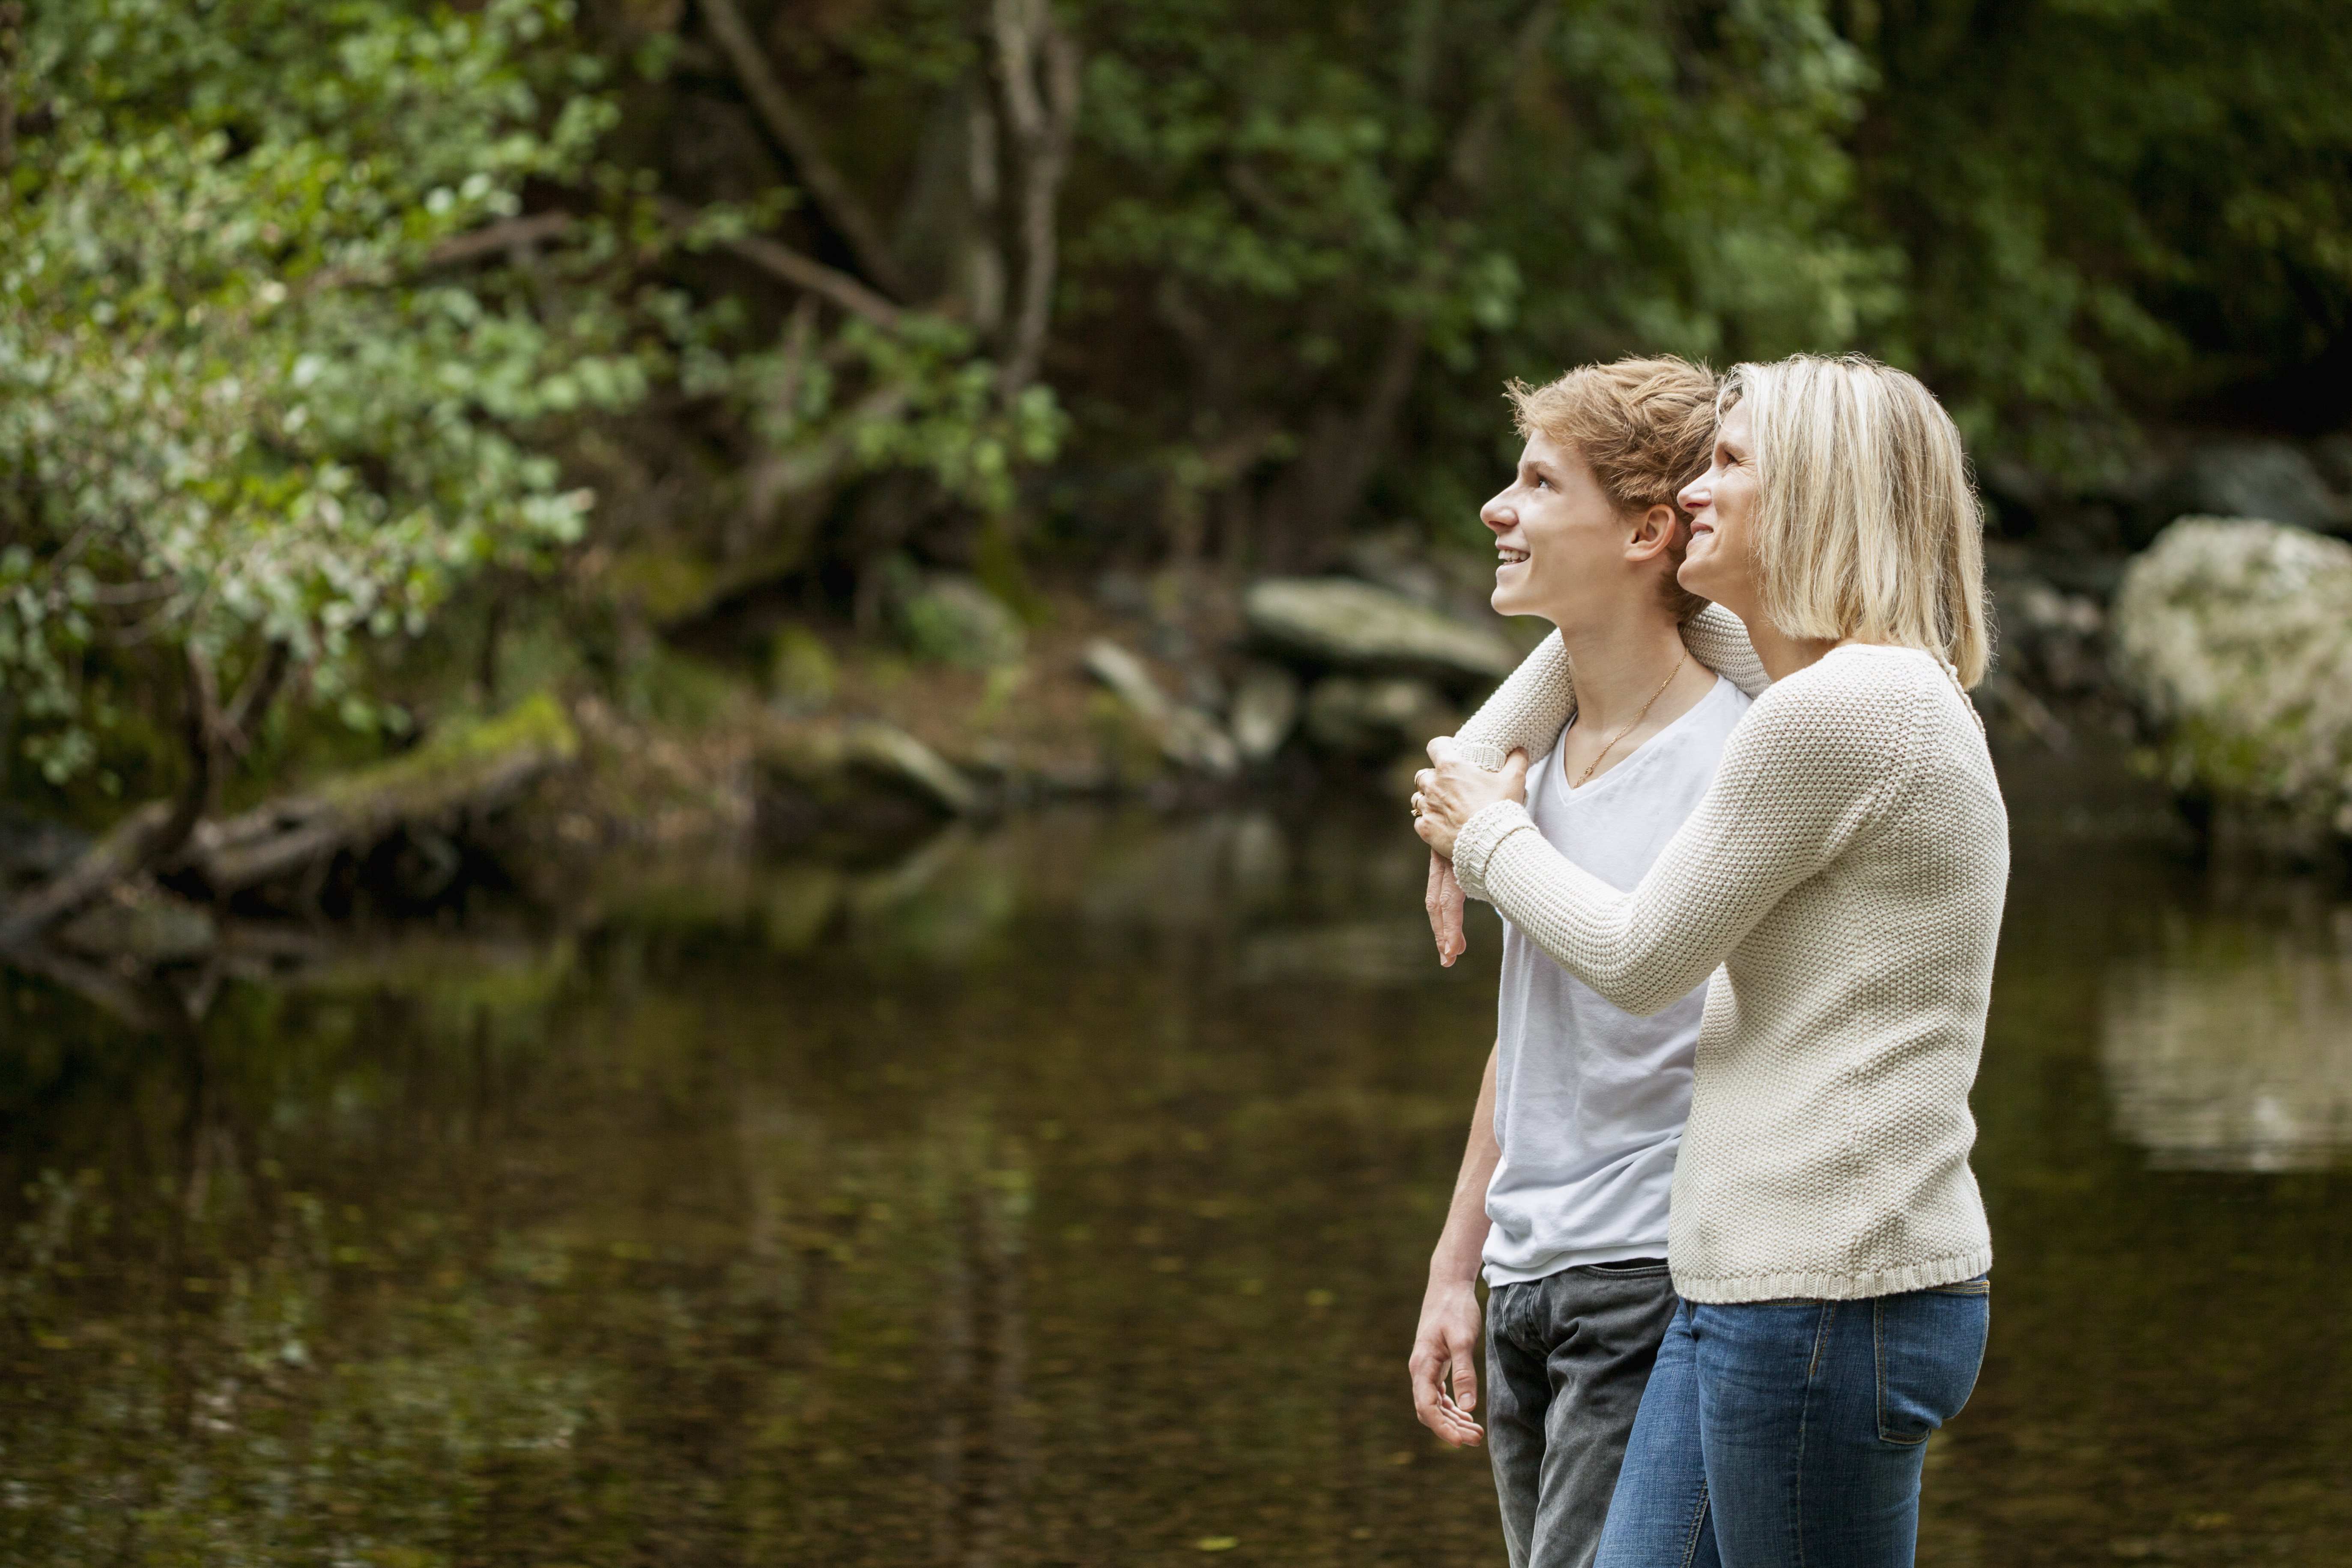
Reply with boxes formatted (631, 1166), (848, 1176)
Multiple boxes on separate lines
(2102, 909), (2352, 1170)
(3, 774), (2350, 1566)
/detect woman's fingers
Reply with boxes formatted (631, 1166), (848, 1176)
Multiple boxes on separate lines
(1500, 747), (1530, 800)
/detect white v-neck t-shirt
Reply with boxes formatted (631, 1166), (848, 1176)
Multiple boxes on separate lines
(1481, 672), (1751, 1285)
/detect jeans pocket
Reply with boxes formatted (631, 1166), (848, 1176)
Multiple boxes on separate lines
(1873, 1281), (1990, 1446)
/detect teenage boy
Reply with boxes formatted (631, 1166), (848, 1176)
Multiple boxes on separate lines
(1407, 358), (1761, 1568)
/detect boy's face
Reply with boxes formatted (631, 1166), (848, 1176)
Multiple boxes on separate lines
(1480, 433), (1640, 623)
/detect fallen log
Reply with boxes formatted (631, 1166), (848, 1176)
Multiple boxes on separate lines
(0, 800), (179, 949)
(178, 694), (580, 895)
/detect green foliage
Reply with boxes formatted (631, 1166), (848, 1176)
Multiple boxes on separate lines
(0, 0), (650, 784)
(716, 313), (1068, 517)
(1066, 0), (1886, 552)
(1847, 0), (2352, 475)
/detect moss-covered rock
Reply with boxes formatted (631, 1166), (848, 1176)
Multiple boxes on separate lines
(757, 719), (979, 821)
(2111, 517), (2352, 835)
(895, 573), (1027, 670)
(1243, 577), (1517, 684)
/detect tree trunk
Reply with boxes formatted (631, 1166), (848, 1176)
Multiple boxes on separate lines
(1260, 317), (1423, 570)
(988, 0), (1081, 394)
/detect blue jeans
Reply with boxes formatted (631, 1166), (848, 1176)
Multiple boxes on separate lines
(1593, 1278), (1989, 1568)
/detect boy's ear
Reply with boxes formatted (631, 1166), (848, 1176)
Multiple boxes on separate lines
(1625, 503), (1680, 560)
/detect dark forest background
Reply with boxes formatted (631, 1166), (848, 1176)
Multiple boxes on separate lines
(3, 0), (2348, 824)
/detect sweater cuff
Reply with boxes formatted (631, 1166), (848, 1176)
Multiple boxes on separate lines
(1451, 799), (1535, 901)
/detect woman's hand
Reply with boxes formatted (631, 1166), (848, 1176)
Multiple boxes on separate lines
(1411, 738), (1530, 860)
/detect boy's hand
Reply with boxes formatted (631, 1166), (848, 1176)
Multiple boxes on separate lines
(1425, 853), (1468, 967)
(1409, 1276), (1486, 1447)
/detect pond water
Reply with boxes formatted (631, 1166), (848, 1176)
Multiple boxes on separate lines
(3, 748), (2349, 1566)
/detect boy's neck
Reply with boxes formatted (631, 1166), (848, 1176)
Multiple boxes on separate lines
(1549, 602), (1696, 732)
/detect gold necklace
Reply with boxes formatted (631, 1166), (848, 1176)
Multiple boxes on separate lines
(1569, 647), (1689, 788)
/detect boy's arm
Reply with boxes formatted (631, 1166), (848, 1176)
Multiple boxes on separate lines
(1410, 1042), (1501, 1448)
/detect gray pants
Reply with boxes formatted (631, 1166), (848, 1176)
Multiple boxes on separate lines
(1486, 1260), (1679, 1568)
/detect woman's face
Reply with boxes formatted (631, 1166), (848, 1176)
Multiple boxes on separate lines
(1481, 433), (1631, 622)
(1676, 400), (1759, 611)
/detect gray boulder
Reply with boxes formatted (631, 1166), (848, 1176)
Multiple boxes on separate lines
(1302, 675), (1455, 759)
(2167, 442), (2345, 534)
(2111, 517), (2352, 833)
(760, 718), (979, 818)
(1244, 577), (1518, 684)
(1227, 664), (1301, 763)
(1990, 570), (2105, 696)
(1083, 639), (1241, 777)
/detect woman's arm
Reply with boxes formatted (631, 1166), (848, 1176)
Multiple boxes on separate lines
(1433, 671), (1919, 1015)
(1450, 629), (1576, 773)
(1424, 603), (1768, 962)
(1448, 603), (1765, 773)
(1683, 603), (1769, 698)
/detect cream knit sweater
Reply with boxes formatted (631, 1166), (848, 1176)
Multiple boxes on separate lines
(1449, 637), (2007, 1303)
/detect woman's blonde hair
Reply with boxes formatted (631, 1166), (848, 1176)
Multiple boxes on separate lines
(1724, 354), (1992, 686)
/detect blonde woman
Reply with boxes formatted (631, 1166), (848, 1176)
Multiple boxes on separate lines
(1412, 354), (2007, 1568)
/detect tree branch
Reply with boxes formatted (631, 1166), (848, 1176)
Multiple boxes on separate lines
(696, 0), (912, 301)
(427, 211), (575, 267)
(221, 641), (290, 758)
(660, 198), (904, 329)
